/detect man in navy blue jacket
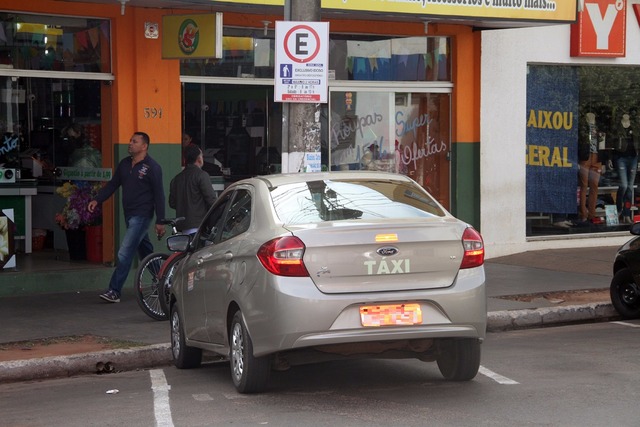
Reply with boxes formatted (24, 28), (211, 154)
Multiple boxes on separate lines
(88, 131), (166, 303)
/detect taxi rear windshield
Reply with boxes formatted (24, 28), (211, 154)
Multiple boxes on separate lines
(270, 179), (446, 225)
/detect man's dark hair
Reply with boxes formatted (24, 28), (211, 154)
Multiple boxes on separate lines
(184, 144), (202, 165)
(134, 132), (150, 146)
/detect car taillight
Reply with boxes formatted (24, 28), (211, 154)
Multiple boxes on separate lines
(257, 236), (310, 277)
(460, 227), (484, 269)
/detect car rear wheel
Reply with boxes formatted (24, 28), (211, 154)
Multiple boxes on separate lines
(170, 304), (202, 369)
(436, 338), (481, 381)
(610, 268), (640, 319)
(229, 311), (270, 393)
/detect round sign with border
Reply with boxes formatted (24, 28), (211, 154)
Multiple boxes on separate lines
(283, 25), (321, 63)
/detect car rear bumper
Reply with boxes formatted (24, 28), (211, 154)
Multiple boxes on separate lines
(241, 266), (486, 357)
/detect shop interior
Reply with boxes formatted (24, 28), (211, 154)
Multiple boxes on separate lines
(182, 83), (283, 180)
(0, 75), (104, 262)
(526, 66), (640, 237)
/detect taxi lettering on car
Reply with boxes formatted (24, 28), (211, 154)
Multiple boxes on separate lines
(364, 259), (410, 275)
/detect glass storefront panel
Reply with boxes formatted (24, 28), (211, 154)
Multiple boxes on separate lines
(526, 64), (640, 236)
(330, 36), (451, 82)
(180, 34), (450, 83)
(396, 92), (451, 208)
(0, 75), (105, 255)
(0, 13), (111, 73)
(1, 76), (103, 177)
(183, 83), (282, 180)
(329, 90), (451, 209)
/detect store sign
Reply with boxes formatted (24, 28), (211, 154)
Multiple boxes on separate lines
(162, 13), (223, 59)
(214, 0), (577, 22)
(58, 167), (112, 182)
(526, 66), (579, 214)
(570, 0), (626, 57)
(275, 21), (329, 103)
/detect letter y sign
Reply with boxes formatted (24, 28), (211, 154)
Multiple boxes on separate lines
(570, 0), (626, 57)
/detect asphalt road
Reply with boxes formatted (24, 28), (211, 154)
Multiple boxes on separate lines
(1, 320), (639, 427)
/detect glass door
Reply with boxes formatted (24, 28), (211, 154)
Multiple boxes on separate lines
(183, 83), (281, 181)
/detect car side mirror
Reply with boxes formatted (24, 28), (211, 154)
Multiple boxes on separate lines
(630, 222), (640, 235)
(167, 234), (191, 252)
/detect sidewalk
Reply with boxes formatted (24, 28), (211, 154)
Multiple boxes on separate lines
(0, 245), (621, 383)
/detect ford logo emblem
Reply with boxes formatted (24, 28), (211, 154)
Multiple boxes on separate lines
(377, 247), (399, 256)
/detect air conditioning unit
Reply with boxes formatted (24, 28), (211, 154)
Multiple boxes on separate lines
(0, 168), (16, 183)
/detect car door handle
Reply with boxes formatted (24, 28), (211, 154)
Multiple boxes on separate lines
(196, 257), (204, 266)
(225, 252), (234, 261)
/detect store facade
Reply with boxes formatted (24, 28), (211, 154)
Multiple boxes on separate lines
(482, 0), (640, 257)
(0, 0), (576, 270)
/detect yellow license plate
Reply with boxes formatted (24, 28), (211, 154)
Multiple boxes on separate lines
(359, 303), (422, 327)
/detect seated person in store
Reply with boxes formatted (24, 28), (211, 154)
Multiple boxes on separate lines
(360, 143), (380, 170)
(201, 149), (223, 176)
(65, 124), (102, 168)
(169, 145), (217, 235)
(577, 112), (603, 225)
(200, 149), (224, 176)
(615, 113), (640, 224)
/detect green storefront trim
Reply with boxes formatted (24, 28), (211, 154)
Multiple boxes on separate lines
(451, 141), (480, 231)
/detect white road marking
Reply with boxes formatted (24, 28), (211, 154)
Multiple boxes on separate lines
(223, 392), (248, 399)
(150, 369), (174, 427)
(193, 393), (214, 401)
(612, 321), (640, 328)
(479, 366), (519, 385)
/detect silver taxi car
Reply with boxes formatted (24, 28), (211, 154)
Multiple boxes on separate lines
(167, 171), (486, 393)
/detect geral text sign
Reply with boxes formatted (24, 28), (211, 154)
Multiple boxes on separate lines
(275, 21), (329, 103)
(570, 0), (626, 57)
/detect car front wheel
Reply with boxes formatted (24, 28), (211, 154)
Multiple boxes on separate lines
(436, 338), (481, 381)
(610, 267), (640, 319)
(229, 311), (270, 393)
(170, 304), (202, 369)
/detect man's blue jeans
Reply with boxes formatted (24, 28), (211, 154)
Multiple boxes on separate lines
(616, 155), (638, 218)
(108, 216), (154, 295)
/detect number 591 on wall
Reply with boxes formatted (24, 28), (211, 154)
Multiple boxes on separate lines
(144, 107), (163, 119)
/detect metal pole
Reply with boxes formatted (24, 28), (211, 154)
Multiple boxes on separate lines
(284, 0), (321, 173)
(281, 0), (291, 173)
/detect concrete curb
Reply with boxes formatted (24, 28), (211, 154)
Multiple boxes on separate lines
(487, 302), (618, 332)
(0, 303), (619, 384)
(0, 343), (172, 384)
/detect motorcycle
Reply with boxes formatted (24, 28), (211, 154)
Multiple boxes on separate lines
(610, 222), (640, 319)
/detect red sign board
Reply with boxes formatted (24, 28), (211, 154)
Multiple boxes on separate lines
(570, 0), (626, 57)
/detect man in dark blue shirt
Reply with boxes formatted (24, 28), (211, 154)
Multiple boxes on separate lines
(88, 131), (166, 303)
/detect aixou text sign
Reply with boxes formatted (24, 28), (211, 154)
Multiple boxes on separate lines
(275, 21), (329, 103)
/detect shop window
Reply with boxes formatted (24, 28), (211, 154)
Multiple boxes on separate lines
(0, 76), (103, 181)
(182, 36), (275, 78)
(330, 36), (451, 82)
(526, 64), (640, 236)
(328, 90), (451, 208)
(0, 13), (110, 73)
(180, 33), (450, 83)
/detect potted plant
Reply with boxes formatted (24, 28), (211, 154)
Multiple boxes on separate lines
(55, 181), (103, 260)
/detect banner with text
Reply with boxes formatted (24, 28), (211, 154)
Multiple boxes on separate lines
(526, 66), (579, 214)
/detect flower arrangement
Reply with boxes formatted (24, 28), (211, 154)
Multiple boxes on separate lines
(55, 181), (103, 230)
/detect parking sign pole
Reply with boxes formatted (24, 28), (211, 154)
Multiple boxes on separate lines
(281, 0), (322, 173)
